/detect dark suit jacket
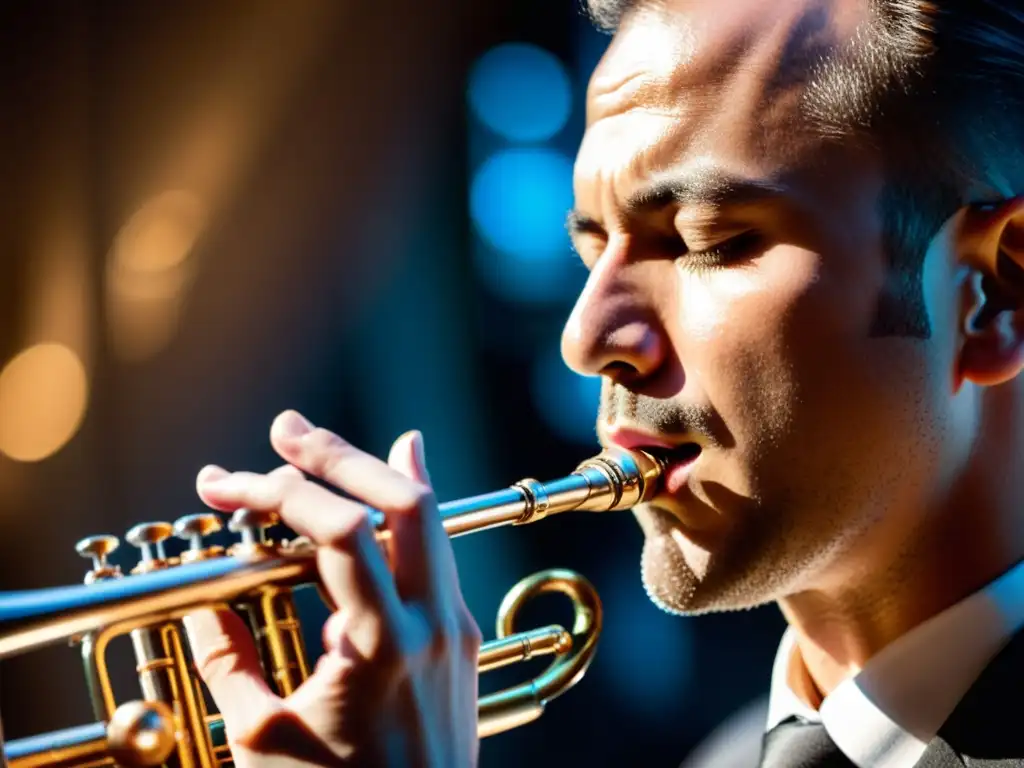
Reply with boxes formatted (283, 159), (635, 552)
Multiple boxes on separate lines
(680, 629), (1024, 768)
(916, 625), (1024, 767)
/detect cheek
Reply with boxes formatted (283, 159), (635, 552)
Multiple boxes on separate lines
(748, 245), (945, 490)
(673, 243), (944, 494)
(674, 247), (826, 441)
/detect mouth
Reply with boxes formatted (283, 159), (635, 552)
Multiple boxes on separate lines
(659, 443), (701, 496)
(602, 426), (702, 497)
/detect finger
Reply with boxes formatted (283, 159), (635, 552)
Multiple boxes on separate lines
(285, 652), (361, 760)
(197, 465), (229, 486)
(268, 412), (447, 603)
(288, 619), (428, 759)
(183, 608), (278, 739)
(196, 464), (303, 511)
(269, 411), (432, 514)
(321, 608), (350, 655)
(387, 429), (431, 487)
(386, 430), (457, 605)
(197, 468), (403, 658)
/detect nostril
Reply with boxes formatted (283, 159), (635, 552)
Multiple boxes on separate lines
(600, 360), (641, 383)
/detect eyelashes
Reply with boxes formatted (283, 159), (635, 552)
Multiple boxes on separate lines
(572, 229), (766, 273)
(678, 230), (765, 273)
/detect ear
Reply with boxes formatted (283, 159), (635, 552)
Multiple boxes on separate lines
(957, 197), (1024, 387)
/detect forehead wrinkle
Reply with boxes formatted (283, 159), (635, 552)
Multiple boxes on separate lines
(578, 0), (870, 223)
(587, 2), (841, 147)
(586, 6), (700, 125)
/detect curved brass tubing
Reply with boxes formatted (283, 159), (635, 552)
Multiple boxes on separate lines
(478, 569), (602, 737)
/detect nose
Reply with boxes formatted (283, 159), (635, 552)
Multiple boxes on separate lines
(560, 255), (667, 386)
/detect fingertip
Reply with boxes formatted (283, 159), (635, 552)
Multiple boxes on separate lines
(270, 410), (314, 444)
(199, 464), (228, 479)
(387, 430), (418, 481)
(388, 430), (430, 485)
(195, 468), (245, 511)
(197, 465), (228, 491)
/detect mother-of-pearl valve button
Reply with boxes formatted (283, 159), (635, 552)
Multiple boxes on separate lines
(125, 522), (174, 573)
(75, 535), (123, 584)
(173, 513), (224, 562)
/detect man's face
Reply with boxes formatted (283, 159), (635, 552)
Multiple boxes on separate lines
(563, 0), (966, 614)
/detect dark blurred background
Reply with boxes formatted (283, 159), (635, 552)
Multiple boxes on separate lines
(0, 1), (785, 765)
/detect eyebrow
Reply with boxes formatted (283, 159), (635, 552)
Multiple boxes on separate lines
(566, 169), (787, 237)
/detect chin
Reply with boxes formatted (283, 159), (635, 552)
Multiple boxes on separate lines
(633, 504), (784, 616)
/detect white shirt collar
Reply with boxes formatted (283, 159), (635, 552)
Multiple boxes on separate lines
(766, 559), (1024, 768)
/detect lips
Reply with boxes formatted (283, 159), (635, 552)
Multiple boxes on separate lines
(602, 426), (677, 451)
(602, 426), (701, 496)
(661, 446), (701, 496)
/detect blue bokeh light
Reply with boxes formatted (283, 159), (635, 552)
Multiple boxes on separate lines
(530, 342), (601, 447)
(469, 147), (575, 258)
(597, 560), (696, 715)
(472, 241), (587, 305)
(467, 43), (572, 143)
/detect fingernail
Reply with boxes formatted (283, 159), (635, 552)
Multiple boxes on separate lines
(198, 465), (229, 484)
(279, 410), (313, 438)
(199, 472), (232, 489)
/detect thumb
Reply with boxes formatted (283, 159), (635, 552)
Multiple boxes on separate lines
(183, 608), (278, 740)
(284, 653), (362, 755)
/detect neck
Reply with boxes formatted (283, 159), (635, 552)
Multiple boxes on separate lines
(778, 399), (1024, 699)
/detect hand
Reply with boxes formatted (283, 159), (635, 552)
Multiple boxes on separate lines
(185, 410), (482, 768)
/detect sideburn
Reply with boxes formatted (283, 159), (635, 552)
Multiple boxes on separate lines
(869, 180), (962, 339)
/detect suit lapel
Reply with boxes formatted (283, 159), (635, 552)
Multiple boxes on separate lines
(915, 738), (966, 768)
(916, 626), (1024, 766)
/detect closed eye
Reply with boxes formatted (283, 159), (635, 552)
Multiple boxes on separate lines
(680, 230), (765, 272)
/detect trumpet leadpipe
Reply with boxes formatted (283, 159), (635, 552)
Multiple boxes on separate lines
(434, 446), (665, 537)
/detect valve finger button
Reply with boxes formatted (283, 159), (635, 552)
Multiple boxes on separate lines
(126, 522), (174, 574)
(283, 535), (315, 554)
(173, 512), (224, 562)
(228, 508), (279, 557)
(76, 535), (123, 584)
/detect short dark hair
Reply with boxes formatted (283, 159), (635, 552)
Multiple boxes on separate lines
(581, 0), (1024, 338)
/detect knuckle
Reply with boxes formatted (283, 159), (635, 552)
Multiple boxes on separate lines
(270, 463), (304, 481)
(340, 614), (401, 668)
(366, 628), (402, 669)
(306, 426), (346, 451)
(455, 610), (483, 658)
(427, 622), (454, 662)
(267, 470), (296, 493)
(193, 641), (236, 686)
(461, 612), (483, 654)
(426, 610), (480, 662)
(260, 472), (300, 506)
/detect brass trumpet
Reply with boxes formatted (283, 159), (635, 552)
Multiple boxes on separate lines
(0, 447), (665, 768)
